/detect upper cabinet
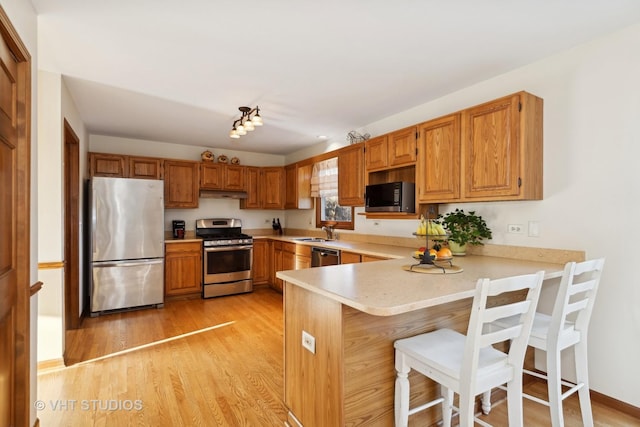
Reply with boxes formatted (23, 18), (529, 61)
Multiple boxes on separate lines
(241, 166), (285, 210)
(365, 126), (417, 172)
(164, 160), (200, 208)
(416, 114), (461, 203)
(89, 152), (163, 179)
(461, 91), (543, 201)
(337, 144), (365, 206)
(285, 163), (312, 209)
(200, 163), (246, 191)
(129, 156), (163, 179)
(416, 91), (542, 204)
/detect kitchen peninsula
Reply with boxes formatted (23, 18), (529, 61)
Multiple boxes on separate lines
(277, 252), (579, 427)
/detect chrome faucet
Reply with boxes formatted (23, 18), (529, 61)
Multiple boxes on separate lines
(321, 225), (336, 240)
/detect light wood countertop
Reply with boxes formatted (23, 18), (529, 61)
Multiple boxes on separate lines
(276, 255), (567, 316)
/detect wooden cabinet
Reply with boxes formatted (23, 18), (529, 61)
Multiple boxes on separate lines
(129, 156), (163, 179)
(164, 160), (200, 208)
(388, 126), (417, 167)
(341, 251), (361, 264)
(200, 163), (246, 191)
(242, 166), (286, 209)
(89, 153), (128, 177)
(164, 241), (202, 296)
(416, 114), (461, 203)
(89, 152), (163, 179)
(337, 144), (365, 206)
(461, 91), (543, 201)
(362, 254), (387, 262)
(271, 241), (284, 292)
(365, 126), (417, 172)
(285, 163), (312, 209)
(272, 241), (311, 292)
(252, 239), (271, 285)
(364, 135), (388, 171)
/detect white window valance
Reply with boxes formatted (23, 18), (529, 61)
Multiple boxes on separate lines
(310, 157), (338, 198)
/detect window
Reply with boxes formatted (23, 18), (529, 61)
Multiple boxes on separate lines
(311, 157), (354, 230)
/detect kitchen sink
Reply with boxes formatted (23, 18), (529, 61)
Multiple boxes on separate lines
(292, 237), (327, 242)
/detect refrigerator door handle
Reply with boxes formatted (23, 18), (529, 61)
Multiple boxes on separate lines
(93, 259), (164, 268)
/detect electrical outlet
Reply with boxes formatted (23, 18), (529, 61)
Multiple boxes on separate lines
(373, 221), (380, 226)
(302, 330), (315, 354)
(265, 218), (271, 224)
(508, 224), (524, 234)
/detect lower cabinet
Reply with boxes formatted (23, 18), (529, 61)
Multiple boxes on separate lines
(341, 251), (362, 264)
(165, 241), (202, 296)
(271, 241), (312, 292)
(252, 239), (271, 285)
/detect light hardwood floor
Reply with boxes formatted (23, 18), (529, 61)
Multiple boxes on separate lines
(37, 285), (639, 426)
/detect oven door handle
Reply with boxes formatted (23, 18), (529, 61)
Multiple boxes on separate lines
(204, 245), (253, 252)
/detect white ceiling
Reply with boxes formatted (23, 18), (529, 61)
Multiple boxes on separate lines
(32, 0), (640, 155)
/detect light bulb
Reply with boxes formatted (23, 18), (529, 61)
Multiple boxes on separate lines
(244, 120), (255, 131)
(229, 129), (240, 139)
(236, 123), (246, 135)
(252, 114), (263, 126)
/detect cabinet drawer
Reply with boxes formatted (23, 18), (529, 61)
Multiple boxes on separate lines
(165, 241), (202, 254)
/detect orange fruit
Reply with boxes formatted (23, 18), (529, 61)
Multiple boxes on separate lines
(437, 248), (452, 259)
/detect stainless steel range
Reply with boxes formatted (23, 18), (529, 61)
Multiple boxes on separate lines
(196, 218), (253, 298)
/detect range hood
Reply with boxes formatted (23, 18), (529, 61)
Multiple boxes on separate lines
(199, 189), (248, 199)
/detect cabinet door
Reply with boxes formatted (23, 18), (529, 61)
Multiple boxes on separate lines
(200, 163), (223, 189)
(365, 135), (388, 171)
(362, 255), (387, 262)
(129, 156), (163, 179)
(286, 163), (313, 210)
(340, 251), (361, 264)
(263, 167), (285, 209)
(89, 152), (128, 177)
(272, 241), (283, 292)
(164, 160), (199, 208)
(338, 144), (365, 206)
(388, 126), (417, 167)
(241, 166), (262, 209)
(284, 164), (297, 209)
(224, 164), (246, 191)
(416, 114), (461, 202)
(252, 239), (270, 285)
(165, 242), (202, 296)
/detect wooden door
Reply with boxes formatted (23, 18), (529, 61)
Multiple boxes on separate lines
(0, 11), (31, 426)
(284, 164), (297, 209)
(416, 114), (461, 202)
(364, 135), (388, 171)
(252, 240), (270, 285)
(164, 160), (199, 208)
(129, 156), (163, 179)
(337, 144), (365, 206)
(223, 164), (245, 191)
(262, 167), (285, 209)
(63, 121), (81, 332)
(89, 152), (128, 177)
(200, 163), (223, 189)
(388, 126), (417, 167)
(240, 166), (262, 209)
(462, 93), (521, 199)
(164, 242), (202, 296)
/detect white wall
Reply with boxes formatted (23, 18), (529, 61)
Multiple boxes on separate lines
(292, 22), (640, 407)
(36, 70), (89, 362)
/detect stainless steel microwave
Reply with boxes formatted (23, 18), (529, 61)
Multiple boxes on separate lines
(365, 181), (415, 213)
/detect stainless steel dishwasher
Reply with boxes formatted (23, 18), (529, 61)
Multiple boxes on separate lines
(311, 246), (341, 267)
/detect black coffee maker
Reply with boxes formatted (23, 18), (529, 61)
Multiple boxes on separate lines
(172, 220), (186, 239)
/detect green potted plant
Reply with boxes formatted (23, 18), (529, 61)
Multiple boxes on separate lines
(438, 209), (492, 255)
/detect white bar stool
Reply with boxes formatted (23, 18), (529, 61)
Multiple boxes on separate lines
(482, 258), (605, 427)
(394, 271), (545, 427)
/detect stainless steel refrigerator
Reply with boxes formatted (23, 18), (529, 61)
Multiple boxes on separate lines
(89, 177), (165, 315)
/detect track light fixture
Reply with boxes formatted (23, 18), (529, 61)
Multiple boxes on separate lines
(229, 106), (263, 139)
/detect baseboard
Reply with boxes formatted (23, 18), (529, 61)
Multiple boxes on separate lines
(591, 388), (640, 419)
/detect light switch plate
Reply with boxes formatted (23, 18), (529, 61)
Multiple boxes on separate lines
(302, 330), (315, 354)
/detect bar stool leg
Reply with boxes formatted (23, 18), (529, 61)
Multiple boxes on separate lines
(575, 339), (594, 427)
